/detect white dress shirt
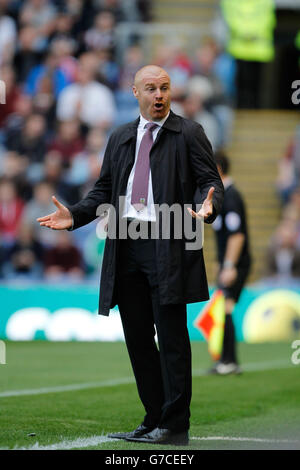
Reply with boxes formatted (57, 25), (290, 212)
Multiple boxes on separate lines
(122, 112), (170, 222)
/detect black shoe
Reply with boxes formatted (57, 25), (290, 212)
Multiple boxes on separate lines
(107, 424), (154, 440)
(126, 427), (189, 446)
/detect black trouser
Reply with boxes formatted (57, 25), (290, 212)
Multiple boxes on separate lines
(115, 223), (191, 432)
(236, 59), (262, 109)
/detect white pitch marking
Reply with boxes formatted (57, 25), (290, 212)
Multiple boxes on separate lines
(15, 435), (117, 450)
(191, 436), (300, 444)
(0, 359), (293, 399)
(9, 434), (300, 450)
(0, 377), (134, 398)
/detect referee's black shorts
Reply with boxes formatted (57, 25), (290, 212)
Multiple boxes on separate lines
(217, 265), (250, 303)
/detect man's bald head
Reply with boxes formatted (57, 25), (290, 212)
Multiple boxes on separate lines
(132, 65), (171, 121)
(134, 65), (170, 88)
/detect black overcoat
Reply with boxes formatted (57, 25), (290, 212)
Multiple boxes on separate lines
(69, 111), (224, 315)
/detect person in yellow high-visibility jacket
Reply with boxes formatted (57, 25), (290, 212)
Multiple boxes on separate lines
(221, 0), (276, 108)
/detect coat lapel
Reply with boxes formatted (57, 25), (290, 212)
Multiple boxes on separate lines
(118, 118), (139, 196)
(151, 110), (182, 152)
(119, 117), (140, 145)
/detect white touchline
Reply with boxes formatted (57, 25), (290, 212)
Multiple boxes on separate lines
(191, 436), (300, 443)
(0, 359), (293, 399)
(0, 377), (134, 398)
(15, 435), (118, 450)
(9, 434), (300, 451)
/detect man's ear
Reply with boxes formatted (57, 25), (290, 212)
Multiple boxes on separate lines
(132, 86), (138, 99)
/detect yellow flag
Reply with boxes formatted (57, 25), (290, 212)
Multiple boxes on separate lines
(195, 290), (225, 360)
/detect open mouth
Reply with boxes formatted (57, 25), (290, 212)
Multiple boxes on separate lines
(154, 103), (164, 110)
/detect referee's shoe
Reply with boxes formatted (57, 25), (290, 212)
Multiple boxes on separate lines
(207, 361), (242, 376)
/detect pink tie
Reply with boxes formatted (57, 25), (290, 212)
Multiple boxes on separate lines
(131, 122), (158, 211)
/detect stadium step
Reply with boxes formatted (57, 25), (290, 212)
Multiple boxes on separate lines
(203, 110), (299, 285)
(152, 0), (220, 24)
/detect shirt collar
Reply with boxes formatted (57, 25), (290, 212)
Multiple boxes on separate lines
(223, 176), (233, 189)
(138, 111), (170, 130)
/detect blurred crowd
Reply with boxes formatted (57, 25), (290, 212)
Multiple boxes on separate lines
(0, 0), (236, 282)
(262, 124), (300, 284)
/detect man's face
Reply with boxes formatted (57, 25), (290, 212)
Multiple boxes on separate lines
(133, 70), (171, 121)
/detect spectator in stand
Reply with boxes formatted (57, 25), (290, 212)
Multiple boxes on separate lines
(119, 44), (144, 90)
(0, 177), (24, 246)
(0, 233), (4, 277)
(0, 65), (21, 129)
(22, 180), (63, 248)
(179, 92), (220, 151)
(48, 119), (85, 165)
(49, 9), (78, 43)
(289, 188), (300, 220)
(209, 40), (236, 103)
(276, 125), (300, 205)
(191, 40), (234, 148)
(0, 0), (17, 66)
(49, 37), (78, 84)
(153, 44), (193, 100)
(285, 188), (300, 247)
(62, 127), (107, 253)
(3, 93), (33, 140)
(0, 142), (5, 164)
(96, 47), (119, 90)
(2, 222), (44, 280)
(42, 150), (80, 205)
(186, 73), (233, 149)
(80, 151), (104, 197)
(115, 44), (144, 125)
(14, 26), (43, 84)
(281, 199), (300, 229)
(19, 0), (57, 51)
(84, 10), (116, 54)
(92, 0), (127, 23)
(0, 151), (33, 202)
(62, 0), (94, 39)
(193, 40), (232, 104)
(264, 221), (300, 281)
(0, 151), (26, 179)
(44, 230), (84, 281)
(259, 183), (300, 287)
(65, 126), (106, 190)
(56, 51), (116, 129)
(24, 50), (72, 100)
(5, 113), (47, 163)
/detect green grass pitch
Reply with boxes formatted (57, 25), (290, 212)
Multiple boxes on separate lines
(0, 341), (299, 450)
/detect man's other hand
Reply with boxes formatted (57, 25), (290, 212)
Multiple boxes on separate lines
(37, 196), (72, 230)
(187, 186), (215, 220)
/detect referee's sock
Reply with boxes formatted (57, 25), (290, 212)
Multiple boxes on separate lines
(221, 314), (237, 364)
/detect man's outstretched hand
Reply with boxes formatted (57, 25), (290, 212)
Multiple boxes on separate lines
(37, 196), (72, 230)
(187, 187), (215, 220)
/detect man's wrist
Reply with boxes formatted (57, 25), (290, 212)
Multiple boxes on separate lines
(223, 260), (235, 269)
(67, 215), (74, 231)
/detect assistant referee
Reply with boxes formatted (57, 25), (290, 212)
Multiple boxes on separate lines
(211, 151), (251, 375)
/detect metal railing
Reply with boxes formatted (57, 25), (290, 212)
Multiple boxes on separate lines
(114, 22), (213, 64)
